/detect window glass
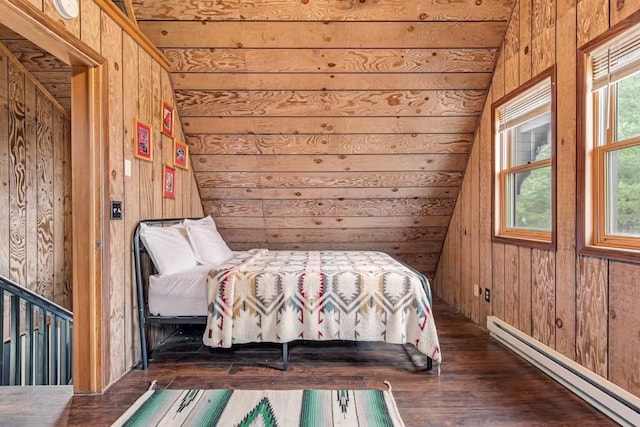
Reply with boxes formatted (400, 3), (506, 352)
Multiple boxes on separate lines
(616, 72), (640, 142)
(606, 145), (640, 236)
(509, 112), (552, 166)
(508, 167), (552, 230)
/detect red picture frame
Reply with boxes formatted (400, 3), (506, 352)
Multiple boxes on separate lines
(161, 102), (174, 137)
(173, 140), (189, 170)
(162, 165), (176, 199)
(134, 119), (152, 161)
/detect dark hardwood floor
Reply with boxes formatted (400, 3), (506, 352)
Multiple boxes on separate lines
(12, 299), (618, 426)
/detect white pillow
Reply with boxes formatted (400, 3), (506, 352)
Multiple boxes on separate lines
(184, 224), (234, 266)
(183, 216), (217, 230)
(139, 223), (199, 275)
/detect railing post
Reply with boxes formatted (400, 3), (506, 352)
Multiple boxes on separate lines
(51, 315), (59, 385)
(25, 302), (33, 385)
(10, 295), (21, 386)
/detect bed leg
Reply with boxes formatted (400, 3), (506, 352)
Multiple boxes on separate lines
(426, 356), (433, 371)
(139, 321), (148, 370)
(282, 343), (288, 371)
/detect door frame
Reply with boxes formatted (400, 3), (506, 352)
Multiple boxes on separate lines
(0, 0), (110, 393)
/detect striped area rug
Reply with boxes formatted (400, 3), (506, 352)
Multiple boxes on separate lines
(112, 387), (405, 426)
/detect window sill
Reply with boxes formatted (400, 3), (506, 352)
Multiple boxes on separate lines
(492, 234), (555, 250)
(578, 244), (640, 263)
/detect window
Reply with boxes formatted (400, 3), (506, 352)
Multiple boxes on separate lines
(583, 26), (640, 255)
(492, 69), (555, 246)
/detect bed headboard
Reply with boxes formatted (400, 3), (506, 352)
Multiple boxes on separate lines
(132, 217), (204, 319)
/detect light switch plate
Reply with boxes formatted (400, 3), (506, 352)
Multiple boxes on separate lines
(124, 159), (131, 177)
(110, 201), (123, 220)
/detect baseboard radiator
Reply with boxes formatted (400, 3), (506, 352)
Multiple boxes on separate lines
(487, 316), (640, 426)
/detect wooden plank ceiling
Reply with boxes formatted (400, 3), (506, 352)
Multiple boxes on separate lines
(0, 25), (70, 113)
(133, 0), (514, 278)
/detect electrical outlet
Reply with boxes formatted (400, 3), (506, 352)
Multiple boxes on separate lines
(473, 284), (480, 297)
(484, 288), (491, 303)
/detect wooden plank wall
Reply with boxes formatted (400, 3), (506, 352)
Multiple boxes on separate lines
(435, 0), (640, 398)
(132, 0), (516, 280)
(14, 1), (204, 386)
(0, 42), (71, 309)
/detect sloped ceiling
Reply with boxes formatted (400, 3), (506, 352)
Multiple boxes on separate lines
(133, 0), (514, 278)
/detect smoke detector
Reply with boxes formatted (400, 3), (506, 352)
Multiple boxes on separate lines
(53, 0), (79, 19)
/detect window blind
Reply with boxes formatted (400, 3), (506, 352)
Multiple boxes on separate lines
(497, 78), (552, 132)
(591, 28), (640, 91)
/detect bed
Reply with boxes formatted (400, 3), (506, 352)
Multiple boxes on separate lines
(134, 218), (442, 372)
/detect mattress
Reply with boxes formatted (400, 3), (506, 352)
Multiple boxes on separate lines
(148, 264), (214, 317)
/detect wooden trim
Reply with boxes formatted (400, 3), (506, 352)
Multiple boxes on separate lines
(0, 0), (111, 393)
(71, 65), (109, 393)
(93, 0), (169, 70)
(1, 0), (104, 66)
(578, 14), (640, 262)
(491, 66), (557, 249)
(123, 0), (139, 28)
(0, 40), (68, 118)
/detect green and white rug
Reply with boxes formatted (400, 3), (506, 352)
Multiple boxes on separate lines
(112, 387), (405, 426)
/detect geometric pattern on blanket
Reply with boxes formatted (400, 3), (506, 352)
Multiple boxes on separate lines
(203, 249), (442, 364)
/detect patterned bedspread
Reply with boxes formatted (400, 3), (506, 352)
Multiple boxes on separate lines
(203, 249), (442, 363)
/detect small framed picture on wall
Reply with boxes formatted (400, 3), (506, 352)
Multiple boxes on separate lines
(173, 140), (189, 170)
(134, 119), (152, 161)
(161, 102), (174, 137)
(163, 165), (176, 199)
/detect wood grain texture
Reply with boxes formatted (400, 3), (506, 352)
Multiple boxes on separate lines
(183, 116), (478, 134)
(43, 0), (80, 38)
(80, 0), (102, 52)
(492, 243), (505, 320)
(518, 246), (532, 335)
(24, 76), (37, 299)
(133, 0), (515, 21)
(122, 32), (140, 371)
(164, 48), (497, 73)
(608, 261), (640, 396)
(577, 0), (609, 47)
(503, 244), (519, 327)
(519, 0), (532, 82)
(8, 60), (26, 287)
(531, 248), (555, 348)
(187, 133), (473, 155)
(35, 88), (53, 301)
(176, 89), (485, 117)
(102, 13), (126, 384)
(192, 154), (468, 173)
(610, 0), (640, 25)
(478, 93), (492, 327)
(173, 72), (492, 91)
(213, 215), (451, 229)
(576, 256), (608, 378)
(199, 186), (459, 201)
(260, 198), (456, 217)
(531, 27), (555, 76)
(142, 21), (506, 49)
(52, 108), (65, 307)
(0, 52), (8, 278)
(259, 227), (447, 244)
(62, 119), (71, 309)
(228, 241), (442, 253)
(196, 171), (463, 188)
(554, 7), (577, 361)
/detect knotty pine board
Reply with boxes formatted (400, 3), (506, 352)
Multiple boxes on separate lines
(132, 0), (514, 22)
(187, 133), (473, 155)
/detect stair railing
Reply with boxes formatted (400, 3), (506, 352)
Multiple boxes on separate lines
(0, 275), (73, 386)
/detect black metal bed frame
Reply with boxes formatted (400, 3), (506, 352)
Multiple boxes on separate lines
(133, 217), (432, 372)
